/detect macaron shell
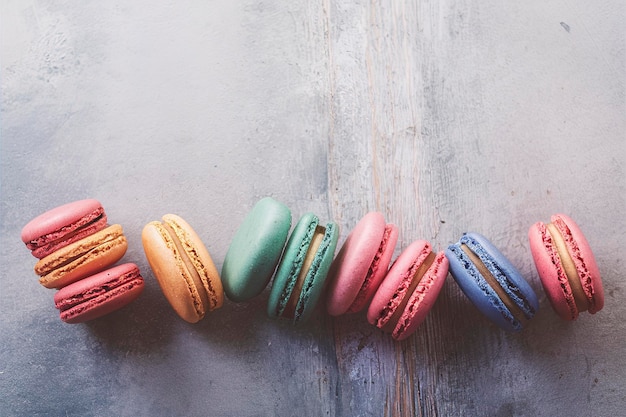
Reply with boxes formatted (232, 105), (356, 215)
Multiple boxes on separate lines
(221, 197), (292, 302)
(21, 199), (107, 259)
(35, 224), (128, 289)
(54, 263), (144, 324)
(326, 212), (398, 316)
(142, 220), (206, 323)
(554, 214), (604, 313)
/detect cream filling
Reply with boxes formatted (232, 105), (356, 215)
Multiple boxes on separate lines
(461, 244), (528, 326)
(283, 226), (326, 318)
(546, 223), (587, 312)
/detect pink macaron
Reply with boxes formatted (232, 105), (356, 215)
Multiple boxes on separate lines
(21, 199), (108, 259)
(325, 212), (398, 316)
(53, 263), (144, 324)
(528, 213), (604, 321)
(367, 240), (449, 341)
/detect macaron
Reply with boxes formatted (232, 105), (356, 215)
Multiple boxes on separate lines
(54, 263), (144, 324)
(21, 199), (108, 259)
(221, 197), (292, 302)
(446, 232), (539, 332)
(326, 212), (398, 316)
(34, 224), (128, 289)
(367, 240), (449, 341)
(142, 214), (224, 323)
(267, 213), (339, 324)
(528, 213), (604, 321)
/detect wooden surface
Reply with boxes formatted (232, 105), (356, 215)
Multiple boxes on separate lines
(1, 1), (624, 416)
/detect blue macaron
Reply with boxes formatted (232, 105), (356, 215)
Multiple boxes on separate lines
(446, 232), (539, 331)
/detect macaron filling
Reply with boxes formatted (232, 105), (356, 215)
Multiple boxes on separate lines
(282, 225), (326, 319)
(347, 224), (395, 313)
(459, 244), (529, 328)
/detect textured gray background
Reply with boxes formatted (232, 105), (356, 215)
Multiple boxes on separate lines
(1, 1), (625, 416)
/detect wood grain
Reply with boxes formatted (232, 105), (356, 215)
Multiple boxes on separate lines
(324, 1), (625, 416)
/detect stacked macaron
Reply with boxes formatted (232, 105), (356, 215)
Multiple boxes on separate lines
(21, 199), (144, 323)
(22, 197), (605, 338)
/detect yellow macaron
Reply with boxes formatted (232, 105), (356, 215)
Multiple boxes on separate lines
(35, 224), (128, 289)
(142, 214), (224, 323)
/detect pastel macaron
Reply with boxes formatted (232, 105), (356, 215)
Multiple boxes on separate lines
(21, 199), (108, 259)
(446, 233), (539, 332)
(267, 213), (339, 324)
(142, 214), (224, 323)
(528, 213), (604, 321)
(367, 240), (449, 341)
(34, 224), (128, 289)
(326, 212), (398, 316)
(54, 263), (144, 324)
(221, 197), (292, 302)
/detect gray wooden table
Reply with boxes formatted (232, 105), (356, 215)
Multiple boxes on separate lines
(2, 1), (624, 416)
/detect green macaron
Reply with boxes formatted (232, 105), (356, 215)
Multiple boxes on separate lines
(221, 197), (292, 302)
(267, 212), (339, 324)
